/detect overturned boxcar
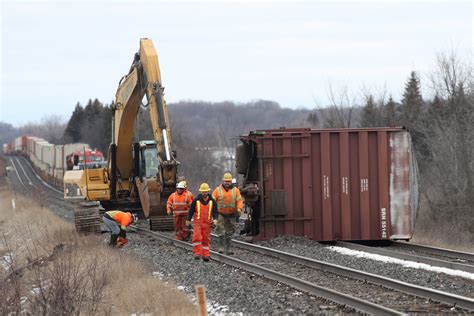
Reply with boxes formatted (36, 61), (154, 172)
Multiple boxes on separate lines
(236, 127), (419, 241)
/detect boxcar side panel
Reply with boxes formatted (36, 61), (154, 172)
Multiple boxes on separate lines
(242, 127), (417, 241)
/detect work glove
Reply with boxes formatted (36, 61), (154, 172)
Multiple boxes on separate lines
(186, 220), (192, 228)
(211, 219), (218, 229)
(167, 210), (172, 216)
(117, 237), (128, 248)
(236, 209), (242, 223)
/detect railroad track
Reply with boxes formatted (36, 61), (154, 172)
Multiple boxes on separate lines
(210, 234), (474, 312)
(7, 156), (75, 213)
(132, 226), (405, 315)
(6, 155), (474, 314)
(334, 241), (474, 274)
(391, 241), (474, 265)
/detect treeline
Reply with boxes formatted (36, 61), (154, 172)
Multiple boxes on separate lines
(308, 53), (473, 244)
(0, 115), (67, 147)
(63, 99), (112, 153)
(134, 99), (315, 187)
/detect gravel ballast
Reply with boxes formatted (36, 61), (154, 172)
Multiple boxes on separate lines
(123, 231), (356, 315)
(256, 236), (474, 298)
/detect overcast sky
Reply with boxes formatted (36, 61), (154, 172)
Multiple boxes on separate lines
(1, 0), (472, 126)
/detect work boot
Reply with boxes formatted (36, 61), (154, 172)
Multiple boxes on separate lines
(194, 255), (201, 260)
(224, 236), (234, 255)
(218, 235), (225, 254)
(202, 256), (210, 262)
(109, 234), (118, 247)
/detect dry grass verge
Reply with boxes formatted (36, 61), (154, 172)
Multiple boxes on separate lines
(0, 170), (196, 314)
(413, 202), (473, 252)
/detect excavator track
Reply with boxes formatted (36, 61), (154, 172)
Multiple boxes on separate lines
(74, 201), (102, 234)
(149, 215), (175, 231)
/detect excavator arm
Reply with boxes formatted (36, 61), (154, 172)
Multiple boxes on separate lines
(110, 38), (178, 218)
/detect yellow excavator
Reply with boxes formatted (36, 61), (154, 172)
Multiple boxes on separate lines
(64, 38), (178, 232)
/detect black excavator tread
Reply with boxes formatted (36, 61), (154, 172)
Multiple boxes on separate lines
(150, 215), (175, 231)
(74, 202), (101, 234)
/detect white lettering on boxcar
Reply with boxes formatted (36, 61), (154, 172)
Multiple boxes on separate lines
(323, 175), (330, 199)
(264, 162), (272, 178)
(360, 178), (369, 192)
(381, 207), (387, 238)
(342, 177), (349, 195)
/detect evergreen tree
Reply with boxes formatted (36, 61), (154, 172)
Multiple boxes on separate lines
(306, 112), (319, 127)
(63, 102), (84, 143)
(400, 71), (423, 128)
(81, 99), (112, 153)
(383, 95), (398, 126)
(359, 94), (379, 127)
(425, 94), (445, 126)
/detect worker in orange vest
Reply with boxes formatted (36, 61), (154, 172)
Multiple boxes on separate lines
(167, 181), (194, 241)
(212, 172), (243, 255)
(186, 183), (218, 262)
(102, 210), (138, 247)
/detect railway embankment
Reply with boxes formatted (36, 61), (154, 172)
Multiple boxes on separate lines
(0, 155), (195, 315)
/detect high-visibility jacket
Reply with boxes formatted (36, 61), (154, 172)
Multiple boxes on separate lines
(188, 195), (217, 258)
(105, 211), (132, 230)
(167, 190), (194, 215)
(212, 186), (243, 215)
(187, 194), (218, 221)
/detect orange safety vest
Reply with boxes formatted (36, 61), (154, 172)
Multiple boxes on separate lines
(167, 191), (193, 215)
(196, 200), (213, 220)
(106, 211), (132, 230)
(212, 186), (243, 215)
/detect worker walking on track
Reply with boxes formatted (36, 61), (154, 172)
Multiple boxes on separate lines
(186, 183), (218, 262)
(167, 181), (194, 241)
(212, 172), (243, 255)
(102, 210), (137, 247)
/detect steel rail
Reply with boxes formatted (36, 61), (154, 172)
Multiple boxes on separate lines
(214, 234), (474, 311)
(132, 226), (404, 316)
(335, 241), (474, 273)
(19, 157), (63, 195)
(392, 241), (474, 263)
(8, 158), (27, 188)
(14, 157), (34, 186)
(14, 157), (74, 210)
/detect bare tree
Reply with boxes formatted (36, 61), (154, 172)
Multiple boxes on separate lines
(319, 83), (358, 128)
(19, 115), (66, 144)
(419, 51), (474, 242)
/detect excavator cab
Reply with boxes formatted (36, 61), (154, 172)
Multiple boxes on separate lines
(134, 140), (159, 180)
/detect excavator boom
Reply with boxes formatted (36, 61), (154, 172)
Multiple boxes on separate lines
(111, 38), (178, 220)
(64, 38), (178, 232)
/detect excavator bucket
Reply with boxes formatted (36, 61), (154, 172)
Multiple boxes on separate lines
(134, 176), (150, 218)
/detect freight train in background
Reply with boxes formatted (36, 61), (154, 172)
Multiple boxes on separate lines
(3, 135), (106, 189)
(3, 126), (419, 242)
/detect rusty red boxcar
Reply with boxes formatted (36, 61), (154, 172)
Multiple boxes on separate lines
(236, 127), (419, 241)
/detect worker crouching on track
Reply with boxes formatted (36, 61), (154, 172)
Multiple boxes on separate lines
(102, 210), (138, 247)
(212, 172), (243, 255)
(167, 181), (194, 241)
(186, 183), (218, 262)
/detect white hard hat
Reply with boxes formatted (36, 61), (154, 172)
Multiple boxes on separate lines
(176, 181), (186, 189)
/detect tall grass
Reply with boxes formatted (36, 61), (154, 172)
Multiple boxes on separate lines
(0, 190), (196, 315)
